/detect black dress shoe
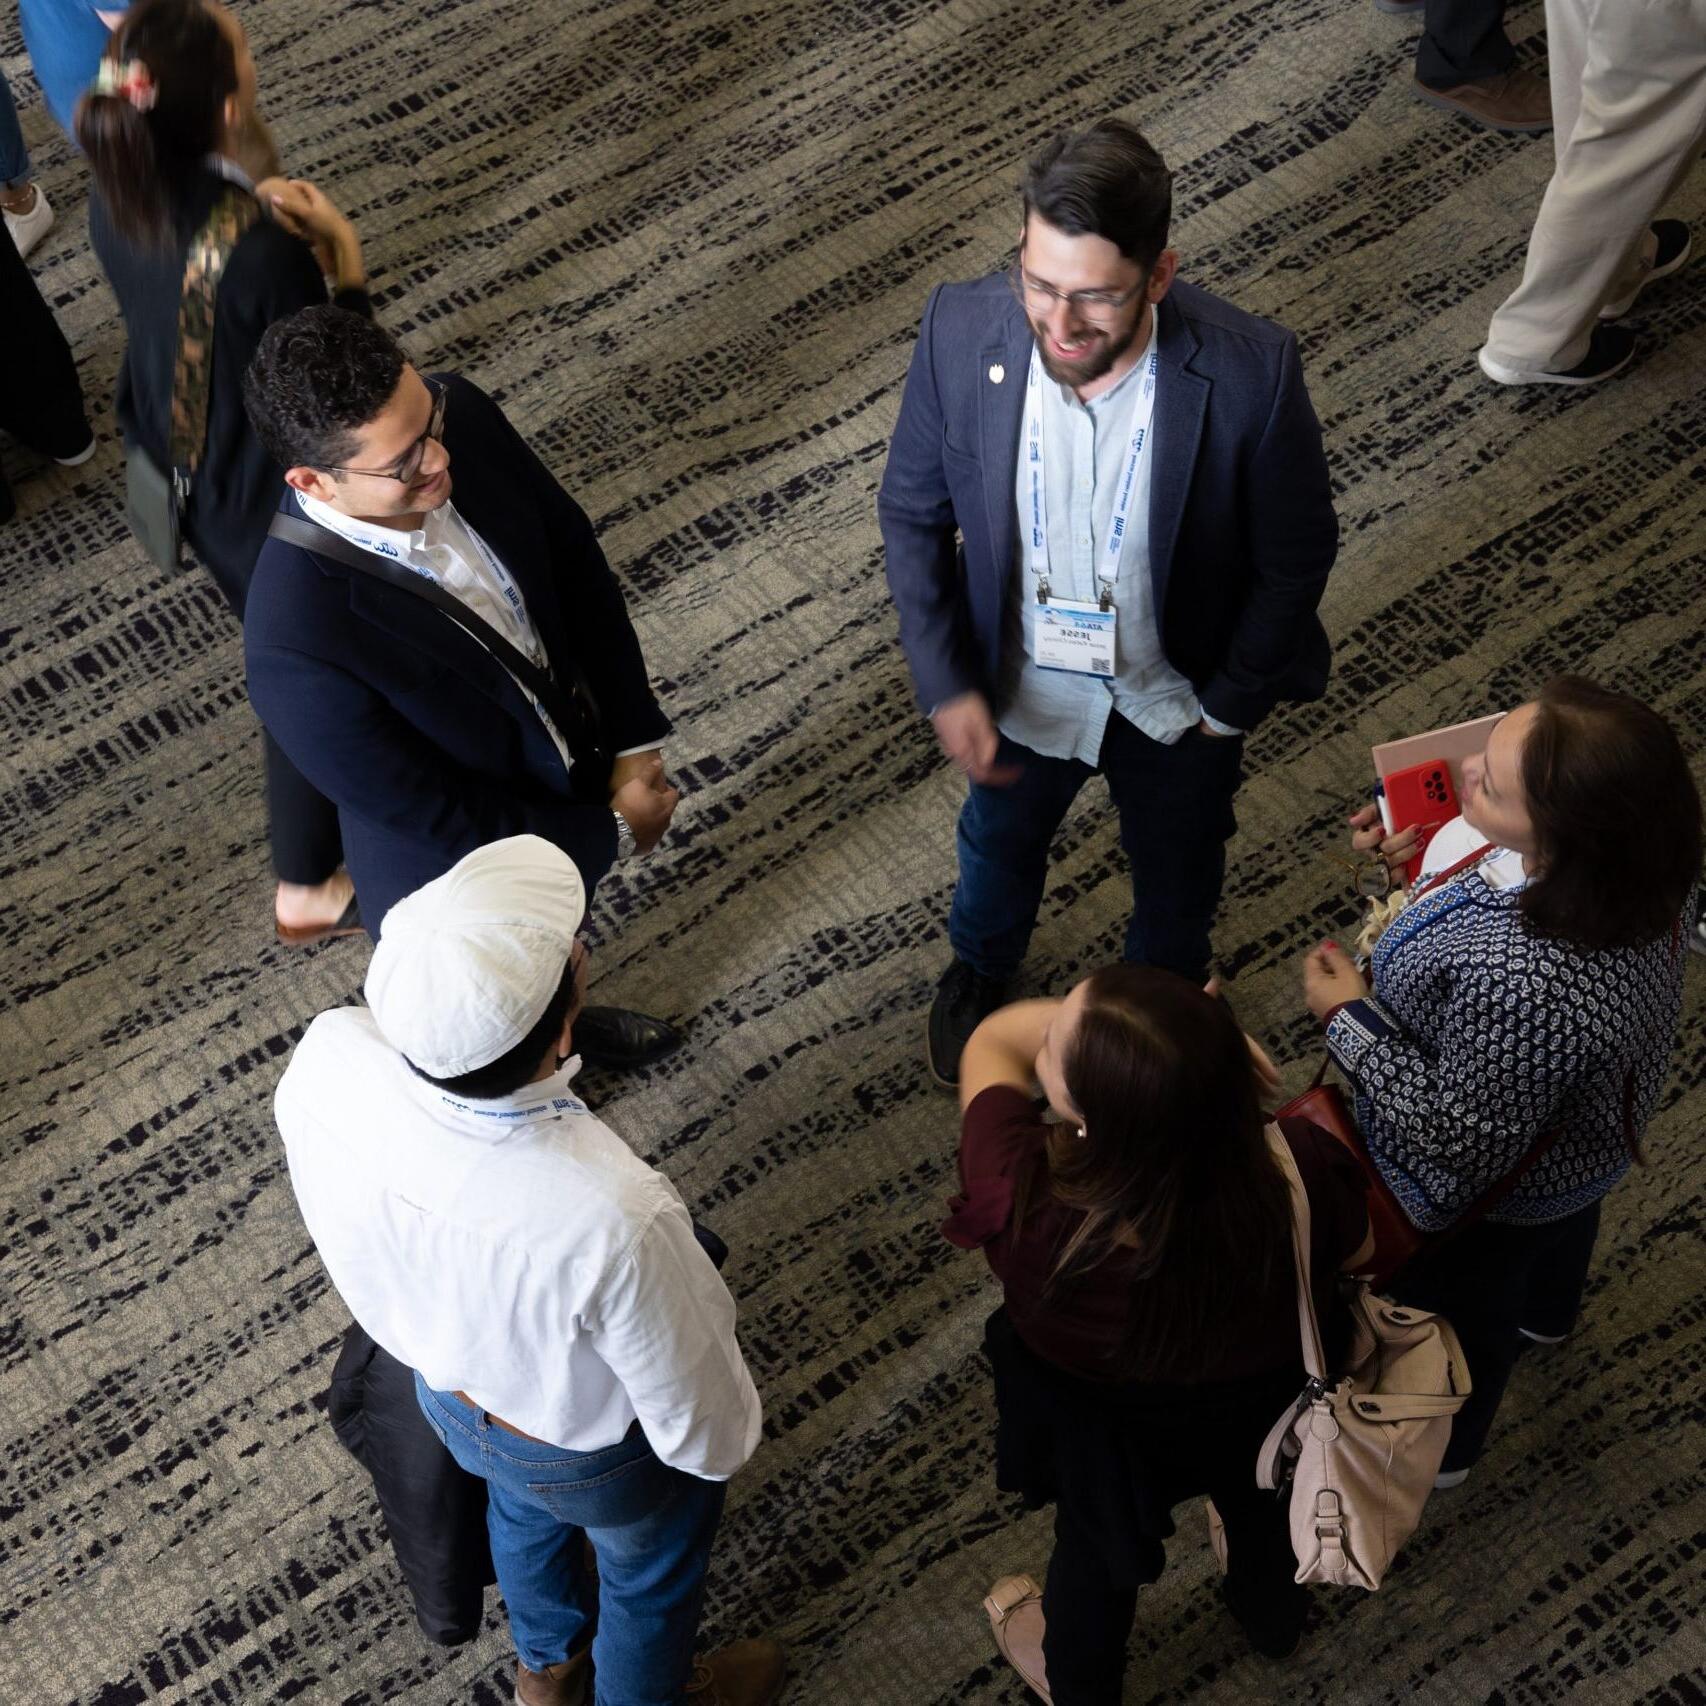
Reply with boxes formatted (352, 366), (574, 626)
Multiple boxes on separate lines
(574, 1006), (683, 1071)
(926, 960), (1008, 1089)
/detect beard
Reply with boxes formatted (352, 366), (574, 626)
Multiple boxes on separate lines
(1031, 314), (1142, 388)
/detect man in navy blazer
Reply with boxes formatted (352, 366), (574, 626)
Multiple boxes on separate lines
(243, 306), (682, 1070)
(879, 120), (1338, 1087)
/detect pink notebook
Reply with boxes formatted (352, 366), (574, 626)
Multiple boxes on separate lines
(1371, 712), (1506, 795)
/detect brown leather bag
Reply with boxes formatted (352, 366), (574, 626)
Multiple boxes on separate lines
(1277, 1060), (1631, 1289)
(1275, 1063), (1425, 1286)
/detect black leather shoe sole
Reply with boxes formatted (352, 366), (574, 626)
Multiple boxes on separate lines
(574, 1006), (683, 1071)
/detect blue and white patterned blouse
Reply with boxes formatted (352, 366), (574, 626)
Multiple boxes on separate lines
(1325, 851), (1688, 1231)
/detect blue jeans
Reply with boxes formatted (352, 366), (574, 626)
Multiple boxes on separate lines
(949, 715), (1243, 983)
(0, 71), (30, 186)
(415, 1380), (726, 1703)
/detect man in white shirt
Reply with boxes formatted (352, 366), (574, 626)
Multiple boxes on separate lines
(242, 305), (682, 1074)
(275, 836), (783, 1706)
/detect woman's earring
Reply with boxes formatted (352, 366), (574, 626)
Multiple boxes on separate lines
(1075, 1125), (1087, 1140)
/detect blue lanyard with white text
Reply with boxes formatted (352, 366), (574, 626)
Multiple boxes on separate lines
(1023, 330), (1159, 610)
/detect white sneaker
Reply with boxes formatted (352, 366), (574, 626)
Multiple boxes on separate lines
(54, 433), (97, 467)
(1478, 323), (1636, 387)
(5, 183), (54, 259)
(1433, 1467), (1471, 1490)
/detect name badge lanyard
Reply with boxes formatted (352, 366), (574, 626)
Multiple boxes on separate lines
(322, 499), (570, 755)
(1023, 331), (1160, 611)
(324, 501), (541, 662)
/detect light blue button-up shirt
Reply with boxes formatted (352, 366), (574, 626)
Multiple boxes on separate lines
(998, 336), (1223, 765)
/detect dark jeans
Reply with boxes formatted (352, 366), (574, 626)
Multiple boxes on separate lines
(1391, 1200), (1602, 1470)
(1417, 0), (1515, 88)
(949, 716), (1243, 985)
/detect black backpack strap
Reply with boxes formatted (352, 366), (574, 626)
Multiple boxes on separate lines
(267, 508), (609, 777)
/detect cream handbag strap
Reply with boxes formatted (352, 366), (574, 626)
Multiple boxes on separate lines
(1265, 1125), (1328, 1382)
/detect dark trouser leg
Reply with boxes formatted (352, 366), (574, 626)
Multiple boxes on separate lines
(1211, 1474), (1307, 1642)
(1039, 1491), (1161, 1706)
(1521, 1199), (1602, 1340)
(1103, 717), (1243, 983)
(1391, 1217), (1547, 1471)
(0, 224), (90, 460)
(948, 733), (1092, 980)
(265, 731), (343, 885)
(1417, 0), (1515, 87)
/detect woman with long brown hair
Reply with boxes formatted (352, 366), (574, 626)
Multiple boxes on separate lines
(1302, 676), (1700, 1487)
(78, 0), (369, 943)
(948, 968), (1372, 1703)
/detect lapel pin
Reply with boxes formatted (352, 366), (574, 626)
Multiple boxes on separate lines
(988, 363), (1005, 384)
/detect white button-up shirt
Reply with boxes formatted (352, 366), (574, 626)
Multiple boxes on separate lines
(298, 492), (657, 769)
(1000, 331), (1236, 762)
(276, 1007), (763, 1478)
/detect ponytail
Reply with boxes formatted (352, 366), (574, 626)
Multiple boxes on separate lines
(78, 82), (169, 247)
(75, 0), (238, 250)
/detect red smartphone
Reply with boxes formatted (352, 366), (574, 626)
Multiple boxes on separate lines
(1382, 758), (1459, 884)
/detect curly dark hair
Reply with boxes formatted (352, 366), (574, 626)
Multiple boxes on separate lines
(1518, 675), (1703, 952)
(243, 305), (408, 471)
(1022, 118), (1173, 269)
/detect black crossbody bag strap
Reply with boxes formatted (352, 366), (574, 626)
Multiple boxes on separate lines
(267, 510), (611, 781)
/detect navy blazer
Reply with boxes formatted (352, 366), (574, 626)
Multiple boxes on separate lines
(245, 375), (671, 933)
(876, 275), (1338, 732)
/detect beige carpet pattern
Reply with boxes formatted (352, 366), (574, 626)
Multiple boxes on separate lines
(2, 0), (1704, 1700)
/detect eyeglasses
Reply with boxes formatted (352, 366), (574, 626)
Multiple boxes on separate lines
(1323, 851), (1398, 902)
(317, 380), (447, 484)
(1008, 255), (1146, 321)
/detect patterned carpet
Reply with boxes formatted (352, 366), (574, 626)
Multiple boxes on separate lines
(3, 0), (1704, 1700)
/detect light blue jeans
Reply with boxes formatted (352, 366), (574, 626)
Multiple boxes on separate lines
(415, 1379), (725, 1704)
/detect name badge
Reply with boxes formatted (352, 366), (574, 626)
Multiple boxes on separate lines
(1033, 598), (1116, 677)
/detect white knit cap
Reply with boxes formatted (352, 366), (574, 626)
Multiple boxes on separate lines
(365, 836), (586, 1078)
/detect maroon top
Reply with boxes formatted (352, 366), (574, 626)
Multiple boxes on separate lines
(944, 1086), (1370, 1384)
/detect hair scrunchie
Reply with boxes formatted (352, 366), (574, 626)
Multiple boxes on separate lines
(94, 58), (159, 113)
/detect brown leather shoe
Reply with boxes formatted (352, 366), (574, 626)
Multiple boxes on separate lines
(515, 1647), (591, 1706)
(683, 1638), (787, 1705)
(1412, 67), (1551, 132)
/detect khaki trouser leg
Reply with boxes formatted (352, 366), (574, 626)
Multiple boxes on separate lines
(1483, 0), (1706, 373)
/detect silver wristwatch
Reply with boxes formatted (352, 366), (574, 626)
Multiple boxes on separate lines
(612, 810), (639, 861)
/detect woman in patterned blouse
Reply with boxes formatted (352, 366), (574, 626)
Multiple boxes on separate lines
(1300, 676), (1701, 1485)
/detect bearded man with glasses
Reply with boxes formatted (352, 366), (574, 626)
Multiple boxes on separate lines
(241, 305), (683, 1072)
(879, 120), (1340, 1087)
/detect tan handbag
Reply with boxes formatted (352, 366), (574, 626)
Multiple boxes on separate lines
(1213, 1128), (1472, 1591)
